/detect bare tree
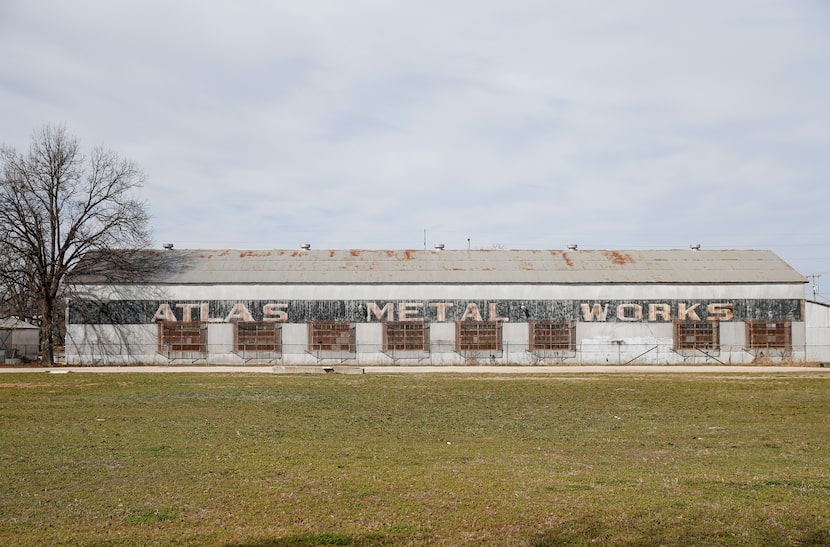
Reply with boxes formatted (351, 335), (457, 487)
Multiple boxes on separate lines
(0, 124), (150, 364)
(0, 251), (40, 321)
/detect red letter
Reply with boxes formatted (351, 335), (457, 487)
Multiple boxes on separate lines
(488, 303), (508, 322)
(176, 303), (199, 322)
(707, 303), (733, 321)
(366, 303), (394, 321)
(616, 304), (642, 322)
(263, 303), (288, 322)
(678, 303), (700, 321)
(225, 303), (253, 322)
(648, 303), (672, 322)
(152, 304), (176, 322)
(581, 303), (609, 321)
(429, 302), (454, 322)
(461, 303), (483, 321)
(399, 302), (423, 321)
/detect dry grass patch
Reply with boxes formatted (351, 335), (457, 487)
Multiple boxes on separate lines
(0, 372), (828, 545)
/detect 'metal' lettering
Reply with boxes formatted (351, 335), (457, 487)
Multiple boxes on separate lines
(461, 303), (483, 321)
(429, 302), (453, 322)
(399, 302), (423, 321)
(367, 302), (394, 321)
(488, 303), (508, 322)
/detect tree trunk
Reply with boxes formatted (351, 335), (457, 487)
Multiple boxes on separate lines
(41, 299), (55, 365)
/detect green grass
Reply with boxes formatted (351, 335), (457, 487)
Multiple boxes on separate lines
(0, 372), (828, 545)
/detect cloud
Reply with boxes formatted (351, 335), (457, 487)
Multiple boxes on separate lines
(1, 0), (829, 282)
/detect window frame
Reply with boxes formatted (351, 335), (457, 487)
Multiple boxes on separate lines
(529, 320), (576, 351)
(745, 320), (792, 350)
(382, 320), (430, 352)
(673, 320), (719, 351)
(307, 320), (356, 354)
(455, 320), (503, 352)
(158, 321), (207, 354)
(233, 321), (281, 354)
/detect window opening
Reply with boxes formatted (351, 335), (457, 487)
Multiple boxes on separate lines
(529, 320), (576, 351)
(673, 321), (719, 350)
(455, 320), (502, 352)
(308, 321), (355, 353)
(234, 321), (281, 353)
(383, 321), (430, 352)
(746, 320), (791, 350)
(158, 322), (207, 354)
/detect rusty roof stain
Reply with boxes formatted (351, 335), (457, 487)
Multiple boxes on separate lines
(239, 250), (273, 258)
(603, 251), (634, 265)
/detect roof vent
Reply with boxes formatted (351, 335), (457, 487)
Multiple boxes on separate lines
(434, 243), (445, 251)
(163, 243), (174, 250)
(690, 244), (701, 251)
(300, 243), (311, 251)
(567, 244), (578, 251)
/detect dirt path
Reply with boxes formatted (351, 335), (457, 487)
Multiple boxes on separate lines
(1, 365), (827, 374)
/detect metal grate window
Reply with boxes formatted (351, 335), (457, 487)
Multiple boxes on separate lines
(455, 320), (502, 352)
(529, 320), (575, 351)
(673, 321), (719, 350)
(746, 320), (791, 350)
(234, 322), (281, 353)
(158, 322), (207, 353)
(308, 321), (355, 352)
(383, 321), (430, 352)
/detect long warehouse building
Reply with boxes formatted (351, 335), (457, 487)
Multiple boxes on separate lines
(65, 247), (830, 365)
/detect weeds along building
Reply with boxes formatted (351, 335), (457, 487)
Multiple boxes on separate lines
(65, 247), (830, 365)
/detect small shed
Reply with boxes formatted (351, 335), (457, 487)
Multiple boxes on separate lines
(0, 318), (40, 362)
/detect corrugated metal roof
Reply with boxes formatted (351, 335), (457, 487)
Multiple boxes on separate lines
(69, 248), (807, 285)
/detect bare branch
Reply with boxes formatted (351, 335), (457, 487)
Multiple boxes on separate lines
(0, 124), (152, 363)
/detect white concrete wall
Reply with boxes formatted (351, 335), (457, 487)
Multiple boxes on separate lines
(806, 301), (830, 362)
(576, 322), (674, 364)
(428, 323), (465, 365)
(718, 322), (746, 364)
(66, 324), (161, 365)
(67, 319), (810, 366)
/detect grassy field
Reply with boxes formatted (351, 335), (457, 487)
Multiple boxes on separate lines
(0, 372), (828, 546)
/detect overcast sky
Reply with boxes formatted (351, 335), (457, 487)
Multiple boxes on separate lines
(2, 1), (829, 295)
